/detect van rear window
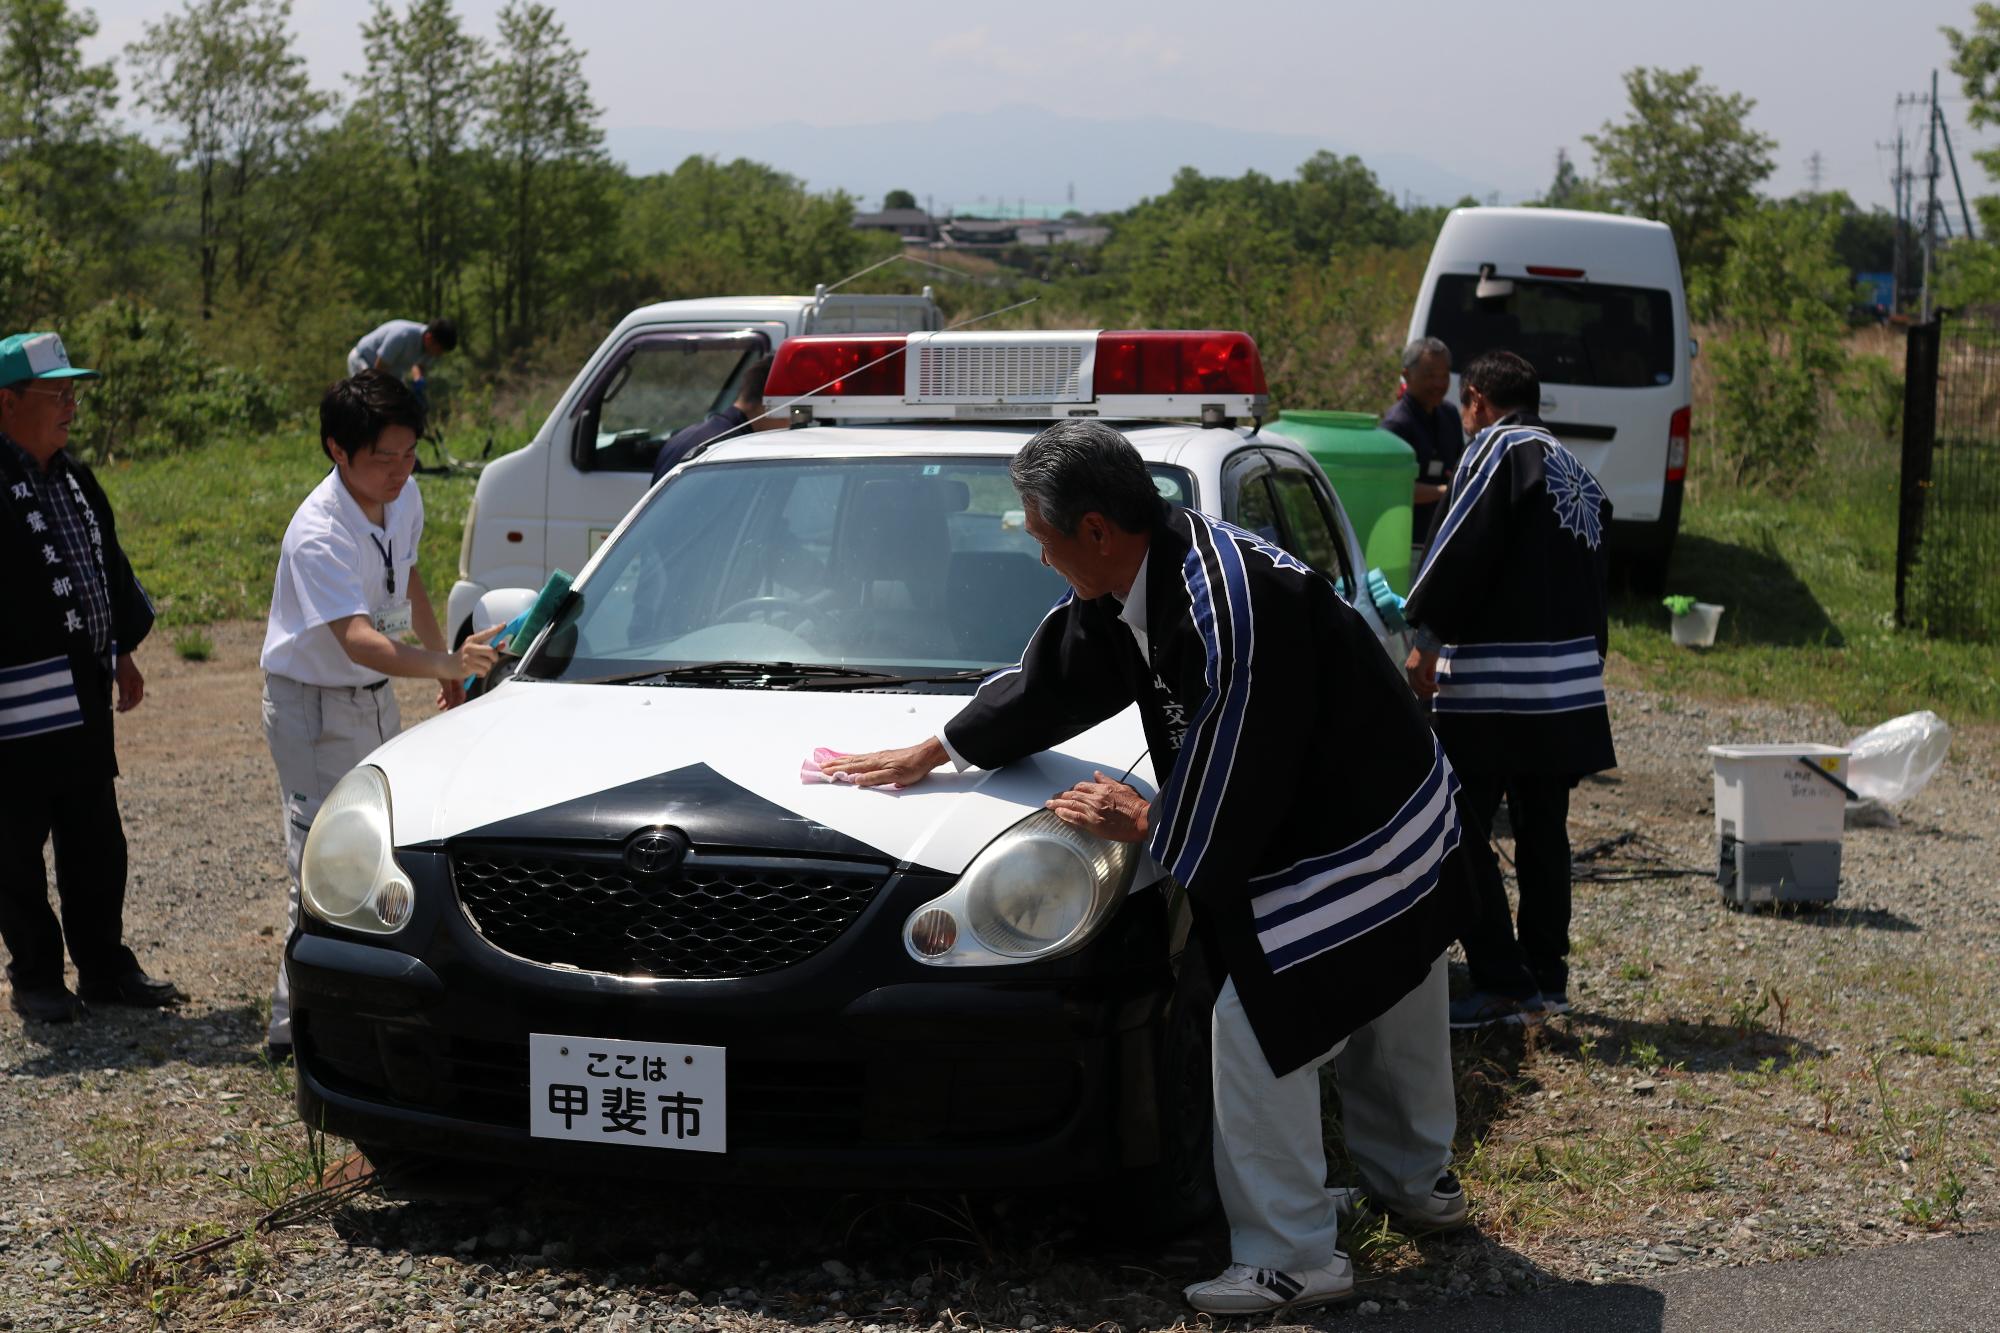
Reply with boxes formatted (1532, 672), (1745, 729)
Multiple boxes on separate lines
(1425, 276), (1675, 389)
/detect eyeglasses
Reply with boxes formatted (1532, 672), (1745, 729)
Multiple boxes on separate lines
(17, 383), (86, 406)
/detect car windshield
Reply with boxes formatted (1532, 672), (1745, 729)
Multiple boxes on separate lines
(523, 456), (1195, 687)
(1425, 275), (1675, 389)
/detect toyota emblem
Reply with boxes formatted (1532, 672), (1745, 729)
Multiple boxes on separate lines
(623, 827), (689, 878)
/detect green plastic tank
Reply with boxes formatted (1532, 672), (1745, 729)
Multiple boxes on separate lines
(1264, 409), (1418, 595)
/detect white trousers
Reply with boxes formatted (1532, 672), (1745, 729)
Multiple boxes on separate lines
(261, 672), (400, 1045)
(1211, 952), (1453, 1269)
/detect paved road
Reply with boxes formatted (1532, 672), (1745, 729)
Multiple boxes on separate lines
(1345, 1231), (2000, 1332)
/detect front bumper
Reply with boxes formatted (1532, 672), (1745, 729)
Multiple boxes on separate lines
(291, 849), (1178, 1189)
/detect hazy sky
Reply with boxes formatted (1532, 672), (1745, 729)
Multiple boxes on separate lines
(81, 0), (2000, 213)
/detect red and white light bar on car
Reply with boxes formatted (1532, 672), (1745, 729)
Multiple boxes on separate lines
(765, 329), (1269, 425)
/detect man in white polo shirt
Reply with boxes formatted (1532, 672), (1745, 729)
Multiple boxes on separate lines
(259, 371), (499, 1058)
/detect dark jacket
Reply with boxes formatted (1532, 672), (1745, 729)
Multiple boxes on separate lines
(0, 444), (153, 788)
(945, 507), (1461, 1077)
(1403, 412), (1616, 778)
(1380, 395), (1464, 543)
(650, 405), (751, 483)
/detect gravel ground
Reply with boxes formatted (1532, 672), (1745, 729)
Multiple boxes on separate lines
(2, 625), (1995, 1331)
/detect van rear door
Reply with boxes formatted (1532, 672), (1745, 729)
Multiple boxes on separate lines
(1422, 271), (1683, 523)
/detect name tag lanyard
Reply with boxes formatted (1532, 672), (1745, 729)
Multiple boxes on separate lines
(368, 533), (396, 596)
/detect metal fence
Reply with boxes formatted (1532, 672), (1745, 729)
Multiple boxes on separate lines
(1897, 315), (2000, 642)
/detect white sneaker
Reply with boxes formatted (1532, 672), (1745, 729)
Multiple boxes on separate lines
(1329, 1172), (1470, 1234)
(1183, 1255), (1355, 1315)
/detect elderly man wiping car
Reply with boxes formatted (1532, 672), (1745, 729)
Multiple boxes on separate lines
(825, 419), (1472, 1314)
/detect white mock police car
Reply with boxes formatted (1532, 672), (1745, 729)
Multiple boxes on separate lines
(289, 329), (1393, 1219)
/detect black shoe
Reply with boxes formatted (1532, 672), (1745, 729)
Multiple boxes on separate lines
(77, 969), (183, 1008)
(9, 984), (85, 1023)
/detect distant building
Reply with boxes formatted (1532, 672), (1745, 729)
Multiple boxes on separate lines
(851, 209), (940, 243)
(1015, 219), (1110, 249)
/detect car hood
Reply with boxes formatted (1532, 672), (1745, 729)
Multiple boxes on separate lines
(369, 680), (1156, 875)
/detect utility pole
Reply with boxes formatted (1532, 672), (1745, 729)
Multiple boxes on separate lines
(1806, 150), (1824, 192)
(1881, 125), (1908, 313)
(1922, 71), (1942, 322)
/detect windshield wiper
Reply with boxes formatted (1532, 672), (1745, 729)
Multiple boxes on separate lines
(579, 661), (967, 688)
(790, 667), (993, 690)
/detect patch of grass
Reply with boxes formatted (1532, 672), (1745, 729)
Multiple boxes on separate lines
(1900, 1170), (1968, 1230)
(227, 1124), (331, 1210)
(1899, 1030), (1969, 1065)
(171, 628), (213, 661)
(1617, 960), (1653, 983)
(98, 399), (546, 628)
(1956, 1087), (2000, 1114)
(1612, 432), (2000, 723)
(58, 1230), (145, 1287)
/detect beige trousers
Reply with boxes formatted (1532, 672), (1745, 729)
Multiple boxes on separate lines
(260, 672), (400, 1046)
(1211, 951), (1454, 1269)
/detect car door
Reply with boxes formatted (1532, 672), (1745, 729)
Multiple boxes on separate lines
(1223, 448), (1391, 651)
(543, 327), (776, 584)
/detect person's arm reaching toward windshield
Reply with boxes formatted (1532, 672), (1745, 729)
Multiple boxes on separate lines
(821, 593), (1135, 789)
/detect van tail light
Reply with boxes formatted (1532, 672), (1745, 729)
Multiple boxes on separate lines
(1666, 407), (1690, 483)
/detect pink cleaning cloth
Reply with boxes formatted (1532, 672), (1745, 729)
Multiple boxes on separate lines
(801, 746), (902, 790)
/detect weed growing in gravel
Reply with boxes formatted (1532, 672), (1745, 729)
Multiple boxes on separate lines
(1956, 1088), (2000, 1113)
(172, 629), (214, 661)
(1617, 961), (1653, 982)
(76, 1114), (189, 1185)
(1897, 1030), (1969, 1065)
(228, 1124), (330, 1210)
(1899, 1169), (1967, 1230)
(58, 1230), (145, 1286)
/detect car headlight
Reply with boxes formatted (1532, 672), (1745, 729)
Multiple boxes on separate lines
(300, 766), (413, 934)
(905, 811), (1138, 966)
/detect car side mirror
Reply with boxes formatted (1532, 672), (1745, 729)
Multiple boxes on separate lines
(1689, 337), (1700, 361)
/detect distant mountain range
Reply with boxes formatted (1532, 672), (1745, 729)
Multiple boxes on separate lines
(604, 105), (1504, 215)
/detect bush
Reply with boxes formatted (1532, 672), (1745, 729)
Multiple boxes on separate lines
(64, 299), (288, 463)
(1701, 203), (1850, 488)
(1835, 353), (1903, 443)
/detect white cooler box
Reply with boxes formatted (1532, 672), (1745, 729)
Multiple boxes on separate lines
(1705, 743), (1851, 907)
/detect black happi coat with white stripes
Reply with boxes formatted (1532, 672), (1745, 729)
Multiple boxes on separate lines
(945, 507), (1462, 1077)
(1403, 413), (1617, 779)
(0, 444), (153, 790)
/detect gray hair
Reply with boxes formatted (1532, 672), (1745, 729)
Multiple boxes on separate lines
(1009, 418), (1168, 536)
(1402, 336), (1450, 372)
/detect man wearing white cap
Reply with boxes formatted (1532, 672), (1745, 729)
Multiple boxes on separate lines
(0, 331), (181, 1024)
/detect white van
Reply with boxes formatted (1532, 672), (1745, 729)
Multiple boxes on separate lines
(1406, 207), (1692, 590)
(447, 290), (942, 640)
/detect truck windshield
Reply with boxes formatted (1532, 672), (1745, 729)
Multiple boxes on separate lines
(523, 457), (1194, 685)
(1425, 275), (1675, 389)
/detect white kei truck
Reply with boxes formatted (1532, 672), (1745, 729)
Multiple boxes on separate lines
(445, 290), (942, 642)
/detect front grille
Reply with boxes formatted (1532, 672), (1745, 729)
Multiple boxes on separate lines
(451, 848), (888, 978)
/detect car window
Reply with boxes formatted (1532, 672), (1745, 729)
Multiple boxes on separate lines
(1267, 469), (1344, 580)
(579, 333), (766, 473)
(1425, 275), (1674, 388)
(1229, 471), (1282, 546)
(527, 458), (1193, 682)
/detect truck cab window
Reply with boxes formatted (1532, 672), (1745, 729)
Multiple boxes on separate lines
(577, 333), (767, 472)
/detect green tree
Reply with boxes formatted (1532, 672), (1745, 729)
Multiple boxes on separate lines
(1939, 7), (2000, 306)
(0, 0), (124, 267)
(882, 188), (917, 211)
(1701, 201), (1849, 485)
(615, 156), (885, 302)
(131, 0), (330, 319)
(1584, 67), (1775, 271)
(359, 0), (485, 317)
(478, 0), (608, 350)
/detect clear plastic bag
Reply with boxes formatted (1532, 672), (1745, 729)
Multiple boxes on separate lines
(1845, 710), (1953, 805)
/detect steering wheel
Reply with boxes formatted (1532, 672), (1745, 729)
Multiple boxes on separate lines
(716, 595), (812, 629)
